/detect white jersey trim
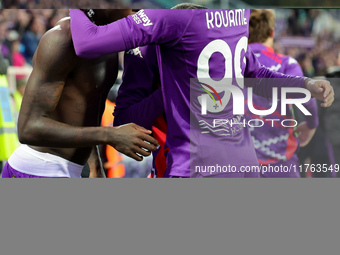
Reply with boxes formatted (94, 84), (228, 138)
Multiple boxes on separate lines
(8, 145), (83, 178)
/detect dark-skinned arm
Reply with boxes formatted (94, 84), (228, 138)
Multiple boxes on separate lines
(17, 25), (158, 161)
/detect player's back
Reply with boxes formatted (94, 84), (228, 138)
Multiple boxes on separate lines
(151, 9), (258, 176)
(249, 43), (301, 74)
(244, 42), (302, 164)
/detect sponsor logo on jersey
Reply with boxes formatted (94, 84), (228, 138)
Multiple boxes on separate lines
(132, 9), (153, 27)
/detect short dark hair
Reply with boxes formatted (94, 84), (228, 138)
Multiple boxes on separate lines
(172, 3), (207, 9)
(249, 9), (275, 44)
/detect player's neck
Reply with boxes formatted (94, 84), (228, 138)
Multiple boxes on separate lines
(262, 37), (274, 49)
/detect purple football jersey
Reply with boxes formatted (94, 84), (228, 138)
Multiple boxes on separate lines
(70, 9), (307, 177)
(244, 43), (318, 165)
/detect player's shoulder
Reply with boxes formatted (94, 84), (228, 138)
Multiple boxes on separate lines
(285, 55), (299, 65)
(136, 9), (194, 26)
(269, 50), (298, 67)
(274, 53), (302, 75)
(55, 17), (71, 34)
(33, 17), (77, 68)
(39, 17), (73, 51)
(278, 53), (299, 67)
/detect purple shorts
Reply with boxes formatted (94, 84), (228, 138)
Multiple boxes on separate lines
(2, 162), (64, 178)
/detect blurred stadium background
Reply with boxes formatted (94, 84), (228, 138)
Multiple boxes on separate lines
(0, 7), (339, 177)
(1, 0), (340, 8)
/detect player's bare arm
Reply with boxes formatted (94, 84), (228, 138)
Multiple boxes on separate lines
(18, 19), (158, 162)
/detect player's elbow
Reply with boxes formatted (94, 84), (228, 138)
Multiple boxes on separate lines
(18, 125), (34, 145)
(17, 121), (41, 145)
(18, 127), (31, 145)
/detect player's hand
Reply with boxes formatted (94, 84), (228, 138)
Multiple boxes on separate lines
(108, 123), (159, 161)
(305, 79), (334, 107)
(295, 121), (316, 147)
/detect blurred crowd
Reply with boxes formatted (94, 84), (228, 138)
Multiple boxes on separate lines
(0, 0), (173, 8)
(273, 9), (340, 177)
(0, 9), (69, 93)
(1, 9), (340, 78)
(1, 0), (130, 9)
(275, 9), (340, 76)
(0, 10), (68, 62)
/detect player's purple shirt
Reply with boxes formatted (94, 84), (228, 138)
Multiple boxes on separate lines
(114, 45), (163, 130)
(70, 9), (308, 177)
(114, 45), (169, 177)
(244, 43), (318, 165)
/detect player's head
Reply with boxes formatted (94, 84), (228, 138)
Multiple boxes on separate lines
(249, 9), (275, 44)
(171, 3), (207, 9)
(82, 9), (132, 26)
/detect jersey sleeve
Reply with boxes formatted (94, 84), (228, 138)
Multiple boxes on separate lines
(302, 97), (319, 129)
(285, 57), (319, 129)
(70, 9), (191, 59)
(284, 56), (319, 129)
(113, 45), (164, 130)
(284, 56), (303, 77)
